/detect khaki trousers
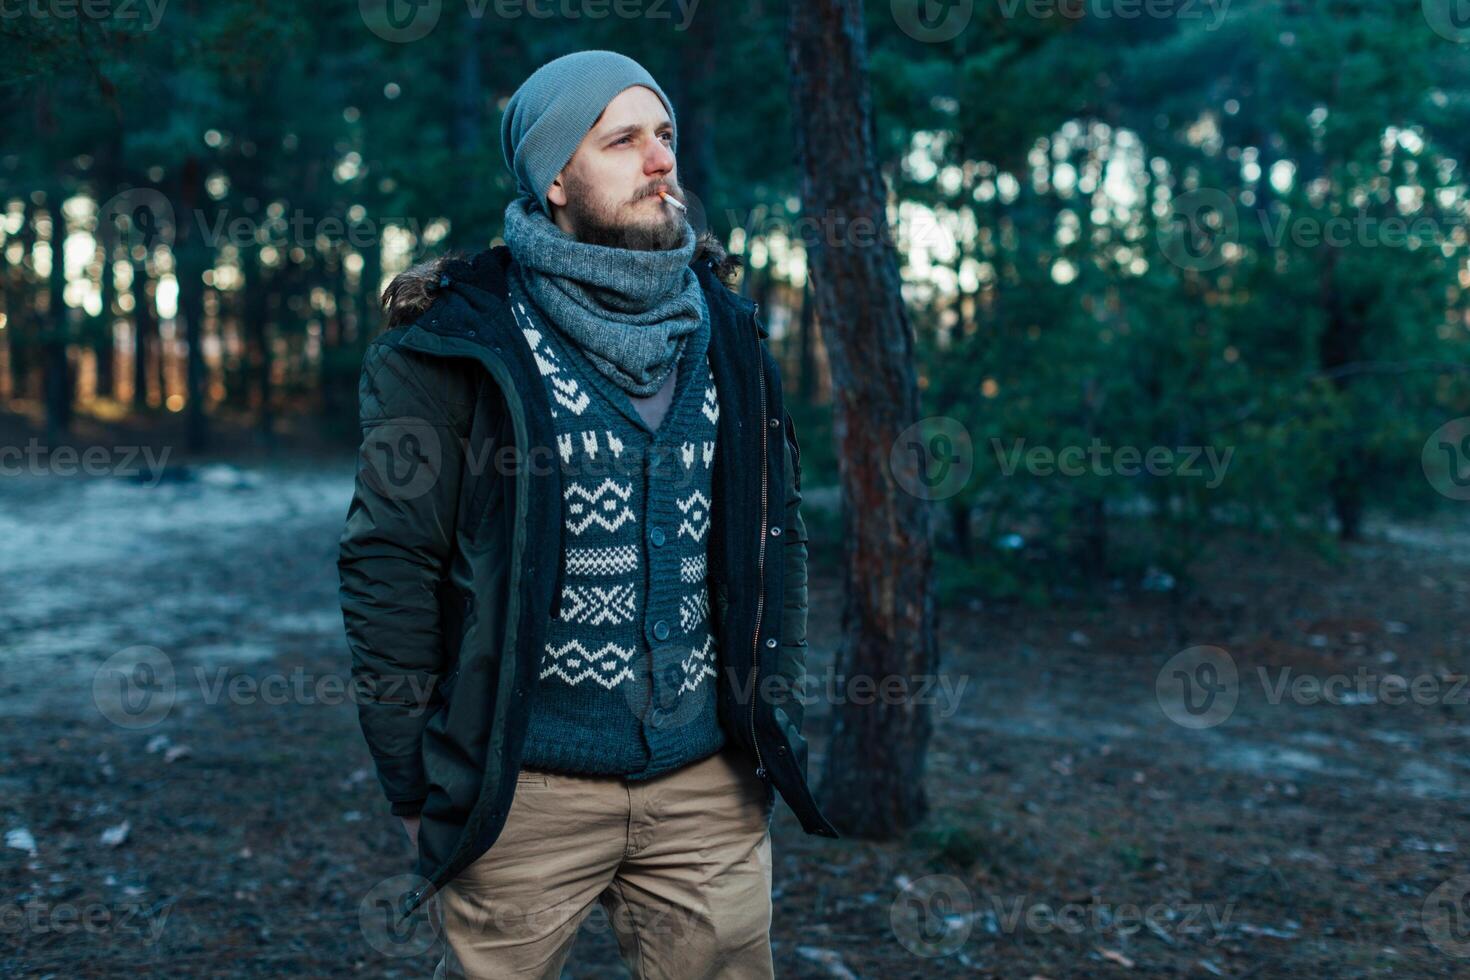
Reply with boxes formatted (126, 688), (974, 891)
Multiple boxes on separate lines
(432, 746), (775, 980)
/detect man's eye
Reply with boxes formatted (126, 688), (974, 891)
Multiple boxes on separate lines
(615, 136), (632, 145)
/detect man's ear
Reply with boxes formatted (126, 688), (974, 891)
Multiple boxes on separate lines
(546, 176), (568, 209)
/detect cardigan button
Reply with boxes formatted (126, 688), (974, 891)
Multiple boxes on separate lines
(653, 620), (670, 641)
(650, 527), (665, 547)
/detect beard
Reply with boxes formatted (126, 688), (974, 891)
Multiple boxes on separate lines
(561, 171), (686, 252)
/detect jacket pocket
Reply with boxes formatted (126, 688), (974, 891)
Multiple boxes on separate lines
(783, 411), (803, 494)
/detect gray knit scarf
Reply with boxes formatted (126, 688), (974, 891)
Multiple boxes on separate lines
(502, 194), (704, 396)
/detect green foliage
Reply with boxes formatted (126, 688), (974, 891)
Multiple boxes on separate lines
(0, 0), (1466, 567)
(893, 0), (1470, 603)
(909, 808), (995, 873)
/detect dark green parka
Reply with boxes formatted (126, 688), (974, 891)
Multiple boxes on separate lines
(338, 238), (837, 920)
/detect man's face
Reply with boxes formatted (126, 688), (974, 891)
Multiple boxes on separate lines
(546, 85), (686, 251)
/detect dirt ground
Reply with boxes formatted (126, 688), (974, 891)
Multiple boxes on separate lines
(2, 453), (1468, 978)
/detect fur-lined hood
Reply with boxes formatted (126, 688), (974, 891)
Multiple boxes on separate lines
(380, 229), (741, 330)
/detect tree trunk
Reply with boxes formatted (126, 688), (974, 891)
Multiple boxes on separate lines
(241, 243), (274, 448)
(797, 277), (817, 404)
(448, 16), (483, 252)
(357, 234), (381, 340)
(949, 499), (972, 558)
(95, 221), (118, 400)
(175, 157), (210, 453)
(1075, 494), (1107, 583)
(0, 207), (33, 401)
(320, 248), (355, 426)
(788, 0), (938, 838)
(93, 124), (124, 402)
(1316, 244), (1367, 540)
(0, 229), (9, 403)
(671, 8), (720, 202)
(131, 256), (154, 411)
(43, 198), (72, 440)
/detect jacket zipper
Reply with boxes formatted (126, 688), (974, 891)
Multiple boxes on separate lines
(749, 301), (768, 781)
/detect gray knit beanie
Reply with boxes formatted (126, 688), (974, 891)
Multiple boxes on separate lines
(500, 50), (678, 215)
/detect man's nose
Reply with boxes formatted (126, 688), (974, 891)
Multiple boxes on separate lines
(646, 140), (675, 176)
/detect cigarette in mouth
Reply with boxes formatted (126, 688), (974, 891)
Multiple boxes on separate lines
(658, 191), (687, 212)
